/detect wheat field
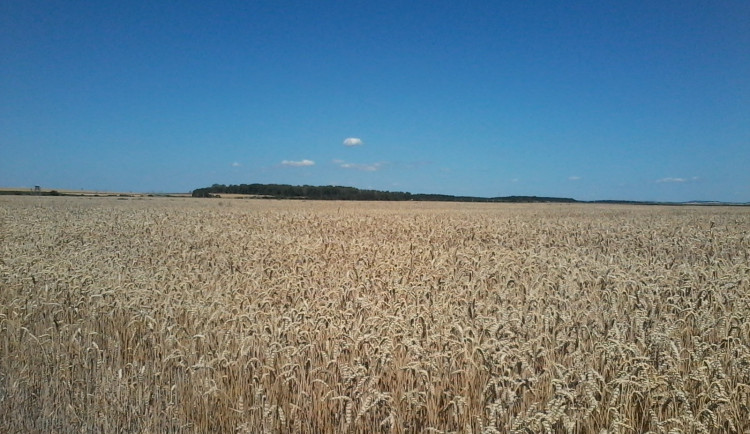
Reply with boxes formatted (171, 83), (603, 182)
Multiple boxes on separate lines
(1, 196), (749, 433)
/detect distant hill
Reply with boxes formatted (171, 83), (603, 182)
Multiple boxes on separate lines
(192, 183), (578, 203)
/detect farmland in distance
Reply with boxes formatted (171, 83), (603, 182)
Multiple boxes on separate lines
(1, 196), (749, 433)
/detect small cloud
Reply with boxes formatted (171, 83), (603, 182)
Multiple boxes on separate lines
(568, 176), (581, 181)
(343, 163), (381, 172)
(231, 162), (241, 167)
(337, 160), (383, 171)
(281, 159), (315, 167)
(656, 177), (687, 183)
(511, 178), (519, 183)
(343, 137), (363, 147)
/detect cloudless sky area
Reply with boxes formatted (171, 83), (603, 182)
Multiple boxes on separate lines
(2, 1), (748, 201)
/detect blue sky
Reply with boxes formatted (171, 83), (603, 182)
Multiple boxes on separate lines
(2, 1), (748, 201)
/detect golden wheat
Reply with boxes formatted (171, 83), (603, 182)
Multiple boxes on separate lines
(1, 196), (749, 432)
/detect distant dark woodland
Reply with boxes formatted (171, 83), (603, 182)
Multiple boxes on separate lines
(192, 183), (578, 203)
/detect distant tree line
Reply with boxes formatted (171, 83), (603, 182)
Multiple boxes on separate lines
(191, 183), (578, 203)
(0, 189), (61, 196)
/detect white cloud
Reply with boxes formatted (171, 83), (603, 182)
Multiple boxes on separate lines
(281, 159), (315, 167)
(343, 137), (363, 147)
(231, 162), (241, 167)
(656, 177), (687, 183)
(568, 176), (581, 181)
(337, 160), (383, 171)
